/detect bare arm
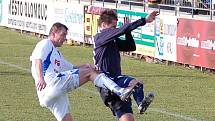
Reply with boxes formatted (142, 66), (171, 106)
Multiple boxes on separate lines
(145, 11), (159, 23)
(35, 59), (46, 91)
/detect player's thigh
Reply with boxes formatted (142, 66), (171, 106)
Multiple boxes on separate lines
(48, 94), (71, 121)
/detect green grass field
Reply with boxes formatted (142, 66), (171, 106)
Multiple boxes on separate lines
(0, 26), (215, 121)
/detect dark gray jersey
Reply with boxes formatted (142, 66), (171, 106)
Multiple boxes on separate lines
(93, 18), (146, 76)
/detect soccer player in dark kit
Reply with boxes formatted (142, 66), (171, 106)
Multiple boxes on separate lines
(93, 10), (159, 121)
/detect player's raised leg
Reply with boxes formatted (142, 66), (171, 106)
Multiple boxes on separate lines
(78, 64), (138, 101)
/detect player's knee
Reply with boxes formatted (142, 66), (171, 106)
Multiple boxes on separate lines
(137, 80), (144, 84)
(132, 79), (143, 85)
(39, 97), (53, 107)
(87, 66), (99, 77)
(62, 113), (73, 121)
(84, 64), (98, 72)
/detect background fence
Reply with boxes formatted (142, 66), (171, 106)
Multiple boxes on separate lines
(0, 0), (214, 70)
(59, 0), (215, 20)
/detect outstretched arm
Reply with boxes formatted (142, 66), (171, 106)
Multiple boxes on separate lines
(95, 11), (159, 47)
(95, 18), (146, 47)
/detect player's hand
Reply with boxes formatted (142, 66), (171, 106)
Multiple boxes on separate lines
(36, 80), (47, 91)
(146, 11), (159, 23)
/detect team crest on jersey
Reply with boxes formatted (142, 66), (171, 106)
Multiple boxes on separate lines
(55, 59), (60, 66)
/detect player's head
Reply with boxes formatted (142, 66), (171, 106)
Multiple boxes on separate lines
(98, 9), (118, 29)
(49, 22), (68, 47)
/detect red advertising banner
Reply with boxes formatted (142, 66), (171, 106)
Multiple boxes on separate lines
(201, 21), (215, 69)
(177, 18), (215, 69)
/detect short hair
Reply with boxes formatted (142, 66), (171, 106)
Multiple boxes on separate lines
(49, 22), (68, 35)
(98, 9), (118, 27)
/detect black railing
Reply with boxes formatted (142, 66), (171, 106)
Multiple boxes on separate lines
(69, 0), (214, 20)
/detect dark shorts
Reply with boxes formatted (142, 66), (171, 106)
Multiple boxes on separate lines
(98, 74), (135, 118)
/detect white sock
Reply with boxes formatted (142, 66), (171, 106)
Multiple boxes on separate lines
(94, 73), (123, 95)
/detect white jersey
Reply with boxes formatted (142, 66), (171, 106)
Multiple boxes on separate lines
(30, 39), (73, 84)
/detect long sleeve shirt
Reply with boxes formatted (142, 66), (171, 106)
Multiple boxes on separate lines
(93, 18), (147, 76)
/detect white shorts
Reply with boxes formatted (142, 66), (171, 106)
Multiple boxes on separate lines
(37, 69), (80, 121)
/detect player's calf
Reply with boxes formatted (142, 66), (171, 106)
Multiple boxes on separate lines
(120, 79), (140, 101)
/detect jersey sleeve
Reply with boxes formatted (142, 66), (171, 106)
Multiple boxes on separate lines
(30, 40), (52, 62)
(116, 32), (136, 51)
(95, 18), (146, 47)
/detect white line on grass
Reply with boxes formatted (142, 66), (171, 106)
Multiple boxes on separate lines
(149, 108), (203, 121)
(0, 60), (203, 121)
(0, 60), (31, 72)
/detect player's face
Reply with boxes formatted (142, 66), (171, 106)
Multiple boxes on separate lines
(54, 28), (67, 47)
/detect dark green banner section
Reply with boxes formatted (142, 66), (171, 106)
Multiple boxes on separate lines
(117, 9), (156, 56)
(117, 10), (148, 17)
(141, 34), (155, 40)
(135, 40), (155, 47)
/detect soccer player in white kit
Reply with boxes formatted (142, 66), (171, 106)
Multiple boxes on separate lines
(30, 22), (138, 121)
